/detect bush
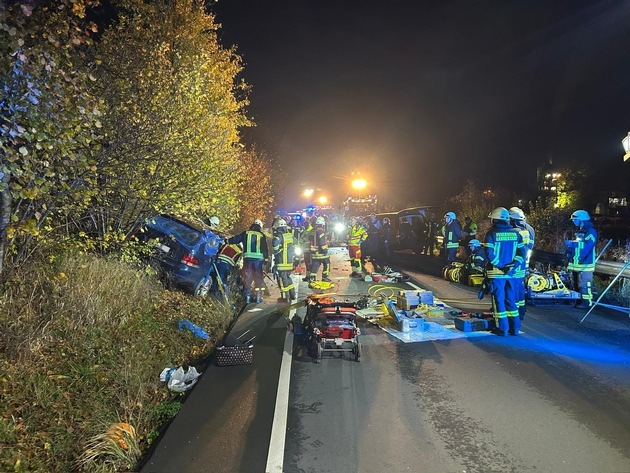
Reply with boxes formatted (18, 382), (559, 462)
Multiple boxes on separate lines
(0, 251), (235, 472)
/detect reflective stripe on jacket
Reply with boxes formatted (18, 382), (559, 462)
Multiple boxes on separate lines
(273, 231), (295, 271)
(444, 221), (462, 249)
(484, 222), (525, 279)
(217, 243), (242, 266)
(567, 221), (597, 272)
(347, 225), (367, 246)
(311, 225), (329, 260)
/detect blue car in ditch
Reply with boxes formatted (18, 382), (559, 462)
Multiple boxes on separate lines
(134, 214), (223, 296)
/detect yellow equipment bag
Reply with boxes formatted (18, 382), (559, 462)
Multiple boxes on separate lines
(308, 280), (336, 292)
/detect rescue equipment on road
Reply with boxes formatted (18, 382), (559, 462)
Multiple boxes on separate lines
(304, 295), (362, 362)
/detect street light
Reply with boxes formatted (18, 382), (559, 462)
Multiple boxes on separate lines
(351, 178), (367, 190)
(318, 195), (328, 205)
(622, 132), (630, 162)
(304, 188), (314, 198)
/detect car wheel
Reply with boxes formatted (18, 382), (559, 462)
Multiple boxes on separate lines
(194, 278), (211, 297)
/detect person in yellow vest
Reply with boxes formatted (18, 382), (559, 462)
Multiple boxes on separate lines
(509, 207), (535, 320)
(347, 216), (368, 277)
(272, 219), (296, 303)
(228, 220), (268, 303)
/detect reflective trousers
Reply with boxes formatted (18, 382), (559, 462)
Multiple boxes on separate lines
(488, 277), (521, 334)
(573, 270), (593, 306)
(310, 257), (330, 279)
(348, 244), (362, 272)
(277, 269), (295, 301)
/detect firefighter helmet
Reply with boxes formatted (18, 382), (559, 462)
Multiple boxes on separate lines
(509, 207), (525, 220)
(468, 239), (481, 248)
(316, 216), (325, 225)
(254, 219), (264, 229)
(275, 218), (287, 228)
(488, 207), (510, 221)
(570, 210), (590, 221)
(209, 216), (220, 227)
(444, 211), (456, 220)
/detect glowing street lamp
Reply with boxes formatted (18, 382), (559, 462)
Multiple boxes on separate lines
(303, 188), (314, 198)
(351, 178), (367, 190)
(318, 195), (328, 205)
(623, 132), (630, 162)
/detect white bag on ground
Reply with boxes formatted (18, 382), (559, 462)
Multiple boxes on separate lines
(166, 366), (201, 392)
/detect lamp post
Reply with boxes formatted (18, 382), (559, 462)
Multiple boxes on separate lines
(623, 132), (630, 162)
(351, 178), (367, 192)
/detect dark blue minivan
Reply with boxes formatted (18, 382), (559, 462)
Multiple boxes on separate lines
(135, 215), (223, 296)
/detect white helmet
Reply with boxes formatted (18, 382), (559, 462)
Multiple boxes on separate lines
(508, 207), (525, 220)
(209, 216), (220, 227)
(570, 209), (590, 221)
(254, 219), (264, 229)
(488, 207), (510, 221)
(316, 216), (325, 225)
(444, 211), (456, 220)
(275, 218), (287, 228)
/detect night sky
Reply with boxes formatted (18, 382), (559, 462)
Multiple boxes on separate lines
(211, 0), (630, 210)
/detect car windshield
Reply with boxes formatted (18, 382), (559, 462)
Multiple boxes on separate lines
(158, 218), (201, 246)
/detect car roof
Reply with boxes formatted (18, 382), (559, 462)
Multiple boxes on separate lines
(150, 214), (210, 234)
(397, 206), (439, 217)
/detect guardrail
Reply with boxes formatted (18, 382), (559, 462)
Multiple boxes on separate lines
(595, 260), (630, 279)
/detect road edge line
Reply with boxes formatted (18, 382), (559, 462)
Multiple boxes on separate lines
(265, 282), (299, 473)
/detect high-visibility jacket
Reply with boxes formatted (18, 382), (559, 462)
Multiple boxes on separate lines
(484, 221), (526, 279)
(228, 230), (268, 260)
(347, 224), (367, 246)
(444, 220), (463, 250)
(272, 230), (295, 271)
(567, 221), (597, 272)
(463, 221), (478, 237)
(302, 224), (313, 252)
(217, 243), (242, 267)
(311, 225), (329, 260)
(511, 222), (532, 278)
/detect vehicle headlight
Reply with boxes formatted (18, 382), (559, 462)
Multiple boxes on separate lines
(294, 246), (303, 256)
(334, 222), (346, 233)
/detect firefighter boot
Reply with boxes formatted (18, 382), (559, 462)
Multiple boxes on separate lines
(255, 288), (263, 304)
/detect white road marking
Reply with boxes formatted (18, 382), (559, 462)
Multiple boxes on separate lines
(406, 279), (422, 290)
(265, 279), (299, 473)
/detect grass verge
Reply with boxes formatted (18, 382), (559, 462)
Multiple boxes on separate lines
(0, 251), (235, 472)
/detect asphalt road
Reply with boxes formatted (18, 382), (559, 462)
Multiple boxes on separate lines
(142, 249), (630, 473)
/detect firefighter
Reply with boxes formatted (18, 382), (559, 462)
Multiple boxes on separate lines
(466, 239), (487, 274)
(443, 211), (462, 263)
(347, 216), (368, 277)
(462, 216), (478, 254)
(509, 207), (536, 320)
(310, 216), (331, 282)
(484, 207), (526, 336)
(272, 219), (296, 303)
(566, 209), (597, 308)
(301, 217), (315, 282)
(214, 241), (243, 295)
(205, 215), (221, 232)
(228, 220), (269, 303)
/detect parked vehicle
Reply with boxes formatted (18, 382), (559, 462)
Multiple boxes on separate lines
(133, 215), (223, 296)
(396, 206), (441, 251)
